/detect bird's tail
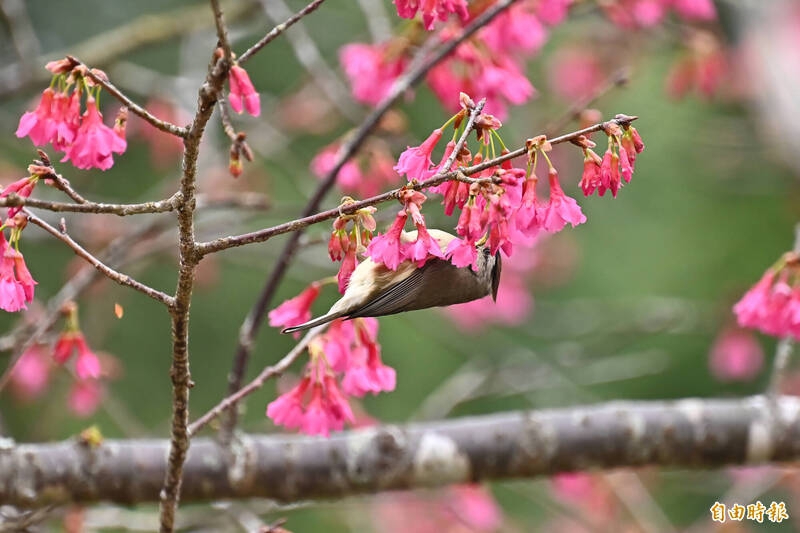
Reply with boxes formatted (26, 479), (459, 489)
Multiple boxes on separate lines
(281, 311), (346, 334)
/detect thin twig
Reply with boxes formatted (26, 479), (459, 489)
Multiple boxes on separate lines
(26, 212), (174, 307)
(214, 0), (523, 446)
(188, 325), (323, 436)
(209, 0), (232, 60)
(76, 58), (188, 138)
(238, 0), (328, 64)
(0, 193), (178, 216)
(196, 114), (638, 255)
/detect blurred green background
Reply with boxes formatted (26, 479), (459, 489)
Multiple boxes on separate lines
(0, 0), (798, 531)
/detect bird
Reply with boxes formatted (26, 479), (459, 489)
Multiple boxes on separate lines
(282, 229), (502, 334)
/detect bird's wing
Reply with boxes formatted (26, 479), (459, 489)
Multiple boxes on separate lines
(346, 260), (440, 318)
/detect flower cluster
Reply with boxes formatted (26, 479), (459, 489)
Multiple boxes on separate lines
(734, 254), (800, 340)
(578, 122), (644, 198)
(393, 0), (469, 30)
(0, 188), (38, 312)
(269, 282), (322, 336)
(328, 204), (377, 293)
(16, 58), (127, 171)
(228, 63), (261, 117)
(341, 0), (720, 118)
(267, 317), (394, 436)
(365, 188), (447, 270)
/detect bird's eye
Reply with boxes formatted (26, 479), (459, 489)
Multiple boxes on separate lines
(482, 247), (491, 257)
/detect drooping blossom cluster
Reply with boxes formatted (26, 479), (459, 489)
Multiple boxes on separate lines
(227, 63), (261, 117)
(53, 302), (106, 417)
(311, 139), (402, 197)
(733, 253), (800, 341)
(267, 317), (394, 436)
(328, 204), (377, 293)
(0, 171), (40, 312)
(341, 0), (719, 120)
(16, 58), (127, 171)
(393, 0), (469, 30)
(364, 188), (448, 270)
(578, 122), (644, 198)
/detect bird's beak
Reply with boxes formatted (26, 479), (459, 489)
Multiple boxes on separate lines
(491, 253), (501, 302)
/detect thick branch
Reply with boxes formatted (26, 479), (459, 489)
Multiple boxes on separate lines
(197, 114), (637, 256)
(2, 396), (799, 507)
(0, 193), (178, 216)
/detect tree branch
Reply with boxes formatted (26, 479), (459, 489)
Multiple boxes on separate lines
(25, 212), (174, 307)
(77, 59), (188, 138)
(2, 396), (799, 507)
(196, 114), (637, 256)
(0, 193), (178, 216)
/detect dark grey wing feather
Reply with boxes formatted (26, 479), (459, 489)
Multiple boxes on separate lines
(347, 261), (441, 318)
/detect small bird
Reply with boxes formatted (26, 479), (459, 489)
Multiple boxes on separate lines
(282, 229), (501, 333)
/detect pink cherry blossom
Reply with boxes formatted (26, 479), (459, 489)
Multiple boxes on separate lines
(540, 168), (587, 233)
(394, 128), (443, 180)
(340, 43), (407, 105)
(393, 0), (469, 30)
(0, 234), (35, 312)
(51, 90), (81, 151)
(427, 31), (535, 120)
(365, 211), (409, 270)
(1, 176), (37, 218)
(447, 485), (503, 531)
(673, 0), (716, 21)
(9, 345), (51, 401)
(269, 282), (321, 332)
(53, 331), (101, 379)
(266, 376), (310, 429)
(733, 267), (800, 340)
(480, 4), (547, 56)
(228, 64), (261, 116)
(579, 150), (602, 197)
(68, 379), (103, 418)
(709, 327), (764, 382)
(446, 237), (479, 269)
(64, 98), (127, 171)
(16, 88), (57, 146)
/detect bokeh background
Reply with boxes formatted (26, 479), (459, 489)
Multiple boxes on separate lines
(1, 0), (799, 530)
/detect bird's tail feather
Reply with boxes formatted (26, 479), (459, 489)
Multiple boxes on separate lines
(281, 311), (345, 334)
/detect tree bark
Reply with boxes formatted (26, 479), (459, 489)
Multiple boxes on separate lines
(2, 395), (799, 507)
